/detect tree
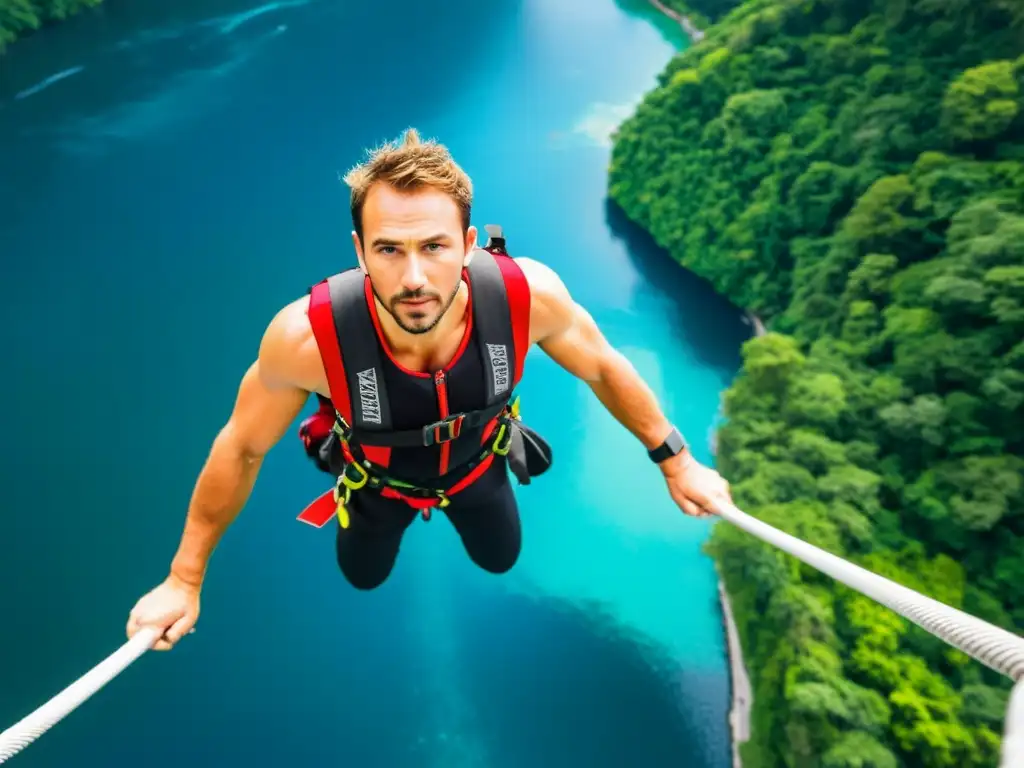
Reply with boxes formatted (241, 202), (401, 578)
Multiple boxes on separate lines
(610, 0), (1024, 764)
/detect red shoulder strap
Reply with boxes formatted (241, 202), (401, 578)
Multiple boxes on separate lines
(307, 279), (353, 424)
(306, 277), (392, 468)
(493, 255), (530, 387)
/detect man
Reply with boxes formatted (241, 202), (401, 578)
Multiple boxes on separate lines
(126, 129), (733, 651)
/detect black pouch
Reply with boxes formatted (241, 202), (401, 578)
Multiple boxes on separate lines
(323, 431), (356, 478)
(305, 429), (348, 477)
(506, 421), (553, 485)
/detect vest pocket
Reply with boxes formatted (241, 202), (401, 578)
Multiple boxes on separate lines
(506, 421), (553, 485)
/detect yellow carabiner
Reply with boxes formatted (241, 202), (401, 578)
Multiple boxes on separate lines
(492, 422), (512, 456)
(336, 486), (352, 528)
(341, 461), (369, 491)
(510, 395), (521, 421)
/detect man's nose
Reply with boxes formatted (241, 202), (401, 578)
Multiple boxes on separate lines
(401, 254), (427, 291)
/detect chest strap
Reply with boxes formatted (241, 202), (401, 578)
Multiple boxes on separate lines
(339, 398), (511, 448)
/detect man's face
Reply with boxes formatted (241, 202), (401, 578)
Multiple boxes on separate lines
(353, 182), (476, 335)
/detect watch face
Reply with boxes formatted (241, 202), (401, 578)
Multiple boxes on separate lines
(666, 428), (685, 455)
(649, 427), (686, 462)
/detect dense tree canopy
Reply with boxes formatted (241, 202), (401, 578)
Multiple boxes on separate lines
(0, 0), (100, 52)
(661, 0), (737, 27)
(610, 0), (1023, 765)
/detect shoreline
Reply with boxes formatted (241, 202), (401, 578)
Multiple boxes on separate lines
(646, 0), (706, 43)
(746, 310), (766, 337)
(717, 568), (751, 768)
(709, 310), (764, 455)
(711, 309), (762, 767)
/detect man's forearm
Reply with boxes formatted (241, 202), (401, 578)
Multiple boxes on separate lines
(587, 348), (677, 452)
(169, 432), (262, 589)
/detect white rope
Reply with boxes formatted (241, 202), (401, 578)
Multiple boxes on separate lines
(712, 500), (1024, 767)
(0, 626), (161, 764)
(1, 502), (1021, 765)
(1005, 680), (1024, 767)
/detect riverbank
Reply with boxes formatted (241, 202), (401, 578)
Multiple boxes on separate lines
(717, 570), (751, 768)
(646, 0), (706, 43)
(711, 312), (761, 768)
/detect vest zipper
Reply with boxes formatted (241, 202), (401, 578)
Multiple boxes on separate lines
(434, 369), (451, 476)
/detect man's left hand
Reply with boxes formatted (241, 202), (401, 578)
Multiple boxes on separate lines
(659, 451), (732, 518)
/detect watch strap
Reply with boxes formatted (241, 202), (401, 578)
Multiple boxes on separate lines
(648, 426), (687, 464)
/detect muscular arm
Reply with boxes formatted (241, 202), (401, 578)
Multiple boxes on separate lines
(519, 258), (682, 461)
(169, 299), (318, 589)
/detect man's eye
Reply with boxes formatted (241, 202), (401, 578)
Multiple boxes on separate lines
(425, 243), (442, 252)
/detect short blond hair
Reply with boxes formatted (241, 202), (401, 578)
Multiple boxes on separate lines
(343, 128), (473, 241)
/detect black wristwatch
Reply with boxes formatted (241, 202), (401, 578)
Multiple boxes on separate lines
(648, 426), (688, 464)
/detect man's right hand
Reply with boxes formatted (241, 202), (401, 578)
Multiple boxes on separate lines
(126, 574), (200, 651)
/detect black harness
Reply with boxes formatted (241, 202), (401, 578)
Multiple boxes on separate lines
(296, 231), (552, 530)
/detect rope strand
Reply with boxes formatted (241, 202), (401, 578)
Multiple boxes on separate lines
(713, 501), (1024, 767)
(0, 626), (161, 764)
(713, 501), (1024, 681)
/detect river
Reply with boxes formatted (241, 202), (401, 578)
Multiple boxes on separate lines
(0, 0), (752, 765)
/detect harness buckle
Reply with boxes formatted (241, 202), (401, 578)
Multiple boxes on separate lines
(422, 414), (466, 446)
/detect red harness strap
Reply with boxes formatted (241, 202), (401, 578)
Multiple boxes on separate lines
(306, 280), (352, 425)
(495, 253), (531, 385)
(305, 278), (391, 467)
(472, 253), (530, 459)
(297, 281), (353, 527)
(297, 253), (532, 528)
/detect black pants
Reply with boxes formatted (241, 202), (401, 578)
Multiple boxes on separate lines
(335, 456), (522, 590)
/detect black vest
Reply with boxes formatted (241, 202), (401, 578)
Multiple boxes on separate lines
(319, 248), (524, 485)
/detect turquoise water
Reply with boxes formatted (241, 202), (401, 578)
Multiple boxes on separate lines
(0, 0), (753, 765)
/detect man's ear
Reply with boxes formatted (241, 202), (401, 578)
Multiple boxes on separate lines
(462, 225), (479, 266)
(351, 230), (367, 272)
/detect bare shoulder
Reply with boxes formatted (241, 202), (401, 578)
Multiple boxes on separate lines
(513, 257), (576, 345)
(510, 256), (608, 380)
(258, 295), (325, 395)
(514, 256), (570, 299)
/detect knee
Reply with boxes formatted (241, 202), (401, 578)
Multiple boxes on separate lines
(337, 553), (396, 590)
(335, 531), (398, 591)
(343, 568), (391, 591)
(470, 536), (521, 575)
(476, 553), (518, 575)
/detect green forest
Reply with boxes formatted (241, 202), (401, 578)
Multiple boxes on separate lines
(661, 0), (740, 32)
(0, 0), (99, 51)
(610, 0), (1024, 765)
